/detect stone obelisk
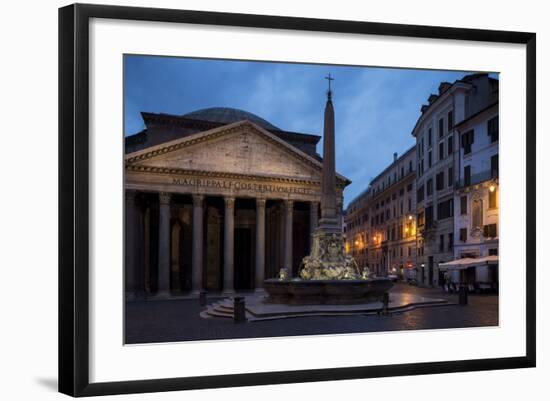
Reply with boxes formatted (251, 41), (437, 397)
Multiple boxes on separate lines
(297, 74), (359, 281)
(318, 74), (340, 234)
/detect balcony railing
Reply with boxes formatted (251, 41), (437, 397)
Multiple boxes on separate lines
(456, 169), (498, 189)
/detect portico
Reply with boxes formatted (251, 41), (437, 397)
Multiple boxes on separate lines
(124, 119), (349, 298)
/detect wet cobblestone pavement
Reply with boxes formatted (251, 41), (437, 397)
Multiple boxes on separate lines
(125, 282), (498, 344)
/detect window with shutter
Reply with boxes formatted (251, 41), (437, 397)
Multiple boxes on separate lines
(460, 228), (467, 242)
(488, 116), (499, 142)
(483, 224), (497, 238)
(436, 172), (444, 191)
(464, 165), (471, 186)
(491, 154), (499, 178)
(489, 188), (497, 209)
(462, 129), (474, 154)
(460, 196), (467, 215)
(426, 206), (434, 228)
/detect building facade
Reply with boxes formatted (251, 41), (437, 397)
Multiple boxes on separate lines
(344, 188), (371, 269)
(345, 148), (417, 279)
(412, 73), (498, 286)
(124, 107), (350, 298)
(345, 73), (499, 287)
(451, 101), (499, 285)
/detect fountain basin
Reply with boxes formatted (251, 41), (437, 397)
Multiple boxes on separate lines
(263, 278), (393, 304)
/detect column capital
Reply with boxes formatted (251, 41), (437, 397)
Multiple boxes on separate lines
(192, 193), (205, 207)
(159, 192), (171, 205)
(224, 196), (235, 209)
(256, 198), (266, 209)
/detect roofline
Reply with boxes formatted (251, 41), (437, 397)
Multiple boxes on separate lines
(346, 187), (371, 210)
(140, 111), (321, 144)
(368, 144), (416, 185)
(345, 144), (415, 211)
(410, 79), (473, 137)
(454, 101), (499, 128)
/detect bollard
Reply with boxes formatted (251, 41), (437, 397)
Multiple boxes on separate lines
(234, 297), (246, 323)
(382, 293), (390, 315)
(458, 285), (468, 306)
(199, 290), (207, 306)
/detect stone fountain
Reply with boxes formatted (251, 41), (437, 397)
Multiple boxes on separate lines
(264, 76), (393, 304)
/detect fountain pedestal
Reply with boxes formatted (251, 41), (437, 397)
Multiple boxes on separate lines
(263, 231), (393, 305)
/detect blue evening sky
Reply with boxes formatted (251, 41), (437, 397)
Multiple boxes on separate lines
(124, 55), (489, 207)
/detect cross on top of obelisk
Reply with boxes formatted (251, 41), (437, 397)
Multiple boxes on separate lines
(325, 73), (334, 99)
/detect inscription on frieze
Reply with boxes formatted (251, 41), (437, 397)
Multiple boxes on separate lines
(171, 177), (314, 196)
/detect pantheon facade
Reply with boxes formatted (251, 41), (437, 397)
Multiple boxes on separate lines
(125, 107), (350, 298)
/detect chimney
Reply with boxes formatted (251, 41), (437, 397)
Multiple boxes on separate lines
(438, 82), (452, 95)
(393, 152), (398, 162)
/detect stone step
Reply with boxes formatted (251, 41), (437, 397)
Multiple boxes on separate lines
(199, 310), (213, 319)
(216, 305), (234, 313)
(205, 307), (234, 318)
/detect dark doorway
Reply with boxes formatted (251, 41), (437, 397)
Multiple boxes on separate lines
(428, 256), (434, 286)
(234, 227), (253, 290)
(438, 270), (445, 286)
(292, 204), (309, 277)
(179, 221), (192, 291)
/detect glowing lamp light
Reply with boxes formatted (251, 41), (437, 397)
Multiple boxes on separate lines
(489, 185), (496, 192)
(408, 215), (413, 220)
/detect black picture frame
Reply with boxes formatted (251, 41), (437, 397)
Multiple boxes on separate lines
(59, 3), (536, 397)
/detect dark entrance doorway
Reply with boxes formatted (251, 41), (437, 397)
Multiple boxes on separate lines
(234, 227), (253, 290)
(438, 270), (445, 286)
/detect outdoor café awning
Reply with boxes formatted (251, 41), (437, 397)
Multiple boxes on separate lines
(438, 255), (499, 271)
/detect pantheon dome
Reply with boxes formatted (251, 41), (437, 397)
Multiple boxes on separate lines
(182, 107), (281, 131)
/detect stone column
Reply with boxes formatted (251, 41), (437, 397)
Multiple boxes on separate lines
(157, 192), (171, 297)
(125, 190), (137, 298)
(283, 199), (294, 278)
(191, 194), (204, 295)
(255, 198), (266, 291)
(223, 197), (235, 294)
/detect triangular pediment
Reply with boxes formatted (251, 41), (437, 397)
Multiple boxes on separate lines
(126, 120), (327, 182)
